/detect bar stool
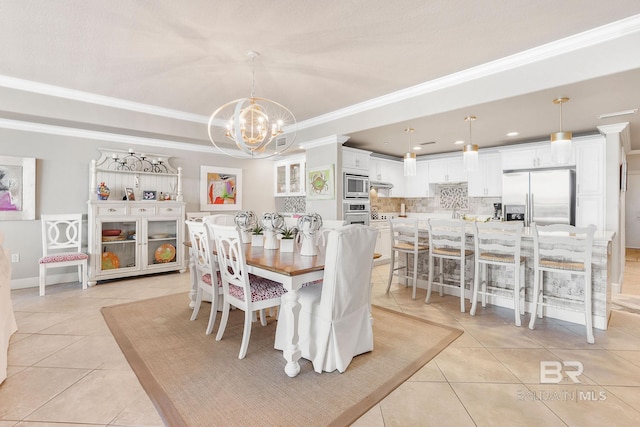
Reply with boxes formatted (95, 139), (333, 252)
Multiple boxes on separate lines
(471, 222), (525, 325)
(529, 223), (597, 344)
(426, 219), (473, 312)
(386, 218), (429, 300)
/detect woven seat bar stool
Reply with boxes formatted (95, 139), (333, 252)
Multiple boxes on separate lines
(529, 223), (597, 344)
(386, 218), (429, 300)
(471, 221), (525, 325)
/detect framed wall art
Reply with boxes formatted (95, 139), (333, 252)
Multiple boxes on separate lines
(143, 190), (157, 201)
(0, 156), (35, 220)
(307, 164), (335, 200)
(200, 166), (242, 211)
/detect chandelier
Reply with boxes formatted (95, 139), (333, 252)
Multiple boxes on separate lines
(207, 51), (297, 159)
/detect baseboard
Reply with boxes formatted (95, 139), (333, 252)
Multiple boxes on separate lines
(10, 273), (80, 290)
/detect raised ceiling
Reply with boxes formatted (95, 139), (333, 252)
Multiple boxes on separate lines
(1, 1), (639, 157)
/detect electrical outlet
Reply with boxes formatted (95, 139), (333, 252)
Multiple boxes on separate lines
(11, 253), (20, 263)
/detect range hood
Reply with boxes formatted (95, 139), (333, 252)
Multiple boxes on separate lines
(370, 181), (394, 189)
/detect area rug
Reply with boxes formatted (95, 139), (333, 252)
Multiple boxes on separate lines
(102, 293), (462, 427)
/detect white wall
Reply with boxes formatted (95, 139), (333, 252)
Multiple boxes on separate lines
(0, 127), (275, 287)
(304, 142), (341, 220)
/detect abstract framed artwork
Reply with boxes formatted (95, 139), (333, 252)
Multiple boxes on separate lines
(307, 164), (335, 200)
(0, 156), (35, 220)
(200, 166), (242, 211)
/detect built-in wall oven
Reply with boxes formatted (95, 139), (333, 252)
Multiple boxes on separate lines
(344, 173), (370, 199)
(343, 200), (370, 226)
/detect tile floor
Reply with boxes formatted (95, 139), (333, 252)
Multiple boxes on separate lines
(2, 264), (640, 426)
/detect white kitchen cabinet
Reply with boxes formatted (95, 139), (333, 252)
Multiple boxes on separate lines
(342, 147), (370, 173)
(575, 136), (605, 230)
(467, 153), (502, 197)
(87, 149), (185, 285)
(370, 157), (405, 197)
(501, 142), (574, 170)
(274, 156), (305, 197)
(404, 161), (431, 197)
(428, 156), (467, 183)
(371, 221), (391, 264)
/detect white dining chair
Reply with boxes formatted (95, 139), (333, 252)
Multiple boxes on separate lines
(39, 214), (89, 296)
(386, 218), (429, 300)
(274, 224), (377, 373)
(425, 219), (473, 312)
(471, 221), (525, 325)
(186, 220), (222, 335)
(529, 223), (597, 344)
(210, 224), (287, 359)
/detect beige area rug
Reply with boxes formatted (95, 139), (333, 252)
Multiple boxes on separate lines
(102, 293), (462, 427)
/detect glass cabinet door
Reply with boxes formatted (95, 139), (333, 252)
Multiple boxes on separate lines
(276, 165), (287, 195)
(98, 219), (138, 273)
(289, 162), (301, 194)
(146, 218), (179, 268)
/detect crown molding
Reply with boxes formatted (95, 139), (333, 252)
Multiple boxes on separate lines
(300, 135), (350, 150)
(296, 14), (640, 131)
(0, 118), (217, 153)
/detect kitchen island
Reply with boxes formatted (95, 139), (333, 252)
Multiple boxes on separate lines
(396, 222), (615, 330)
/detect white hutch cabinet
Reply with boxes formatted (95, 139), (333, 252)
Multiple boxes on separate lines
(274, 155), (305, 197)
(87, 149), (186, 285)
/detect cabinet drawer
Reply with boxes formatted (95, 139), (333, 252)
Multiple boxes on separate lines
(158, 206), (180, 216)
(131, 206), (156, 215)
(97, 205), (127, 216)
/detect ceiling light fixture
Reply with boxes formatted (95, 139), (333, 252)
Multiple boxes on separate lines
(550, 97), (572, 164)
(506, 131), (519, 137)
(403, 127), (416, 176)
(453, 140), (465, 145)
(207, 51), (297, 159)
(463, 116), (478, 172)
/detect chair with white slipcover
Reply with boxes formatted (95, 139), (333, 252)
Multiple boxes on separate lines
(529, 223), (597, 344)
(1, 231), (18, 384)
(186, 220), (222, 335)
(316, 219), (346, 249)
(471, 221), (525, 325)
(274, 224), (378, 373)
(425, 219), (473, 312)
(203, 214), (236, 226)
(39, 214), (88, 296)
(211, 224), (287, 359)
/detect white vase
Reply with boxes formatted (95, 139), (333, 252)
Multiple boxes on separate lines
(280, 238), (295, 253)
(251, 234), (264, 247)
(240, 230), (251, 244)
(300, 234), (317, 256)
(264, 230), (279, 250)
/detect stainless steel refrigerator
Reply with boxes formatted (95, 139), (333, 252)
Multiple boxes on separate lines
(502, 168), (575, 226)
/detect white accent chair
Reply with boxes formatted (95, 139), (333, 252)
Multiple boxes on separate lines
(210, 224), (287, 359)
(186, 220), (222, 335)
(529, 223), (597, 344)
(204, 214), (236, 226)
(425, 219), (473, 312)
(471, 221), (525, 325)
(386, 218), (429, 300)
(39, 214), (88, 296)
(275, 225), (378, 373)
(185, 212), (210, 221)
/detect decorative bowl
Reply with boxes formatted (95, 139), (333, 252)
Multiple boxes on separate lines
(102, 229), (122, 236)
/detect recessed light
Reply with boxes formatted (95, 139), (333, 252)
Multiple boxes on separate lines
(454, 140), (465, 145)
(413, 146), (422, 150)
(383, 141), (389, 145)
(506, 131), (519, 137)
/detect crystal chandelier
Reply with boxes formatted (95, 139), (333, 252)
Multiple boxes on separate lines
(462, 116), (479, 172)
(207, 51), (297, 159)
(550, 97), (572, 164)
(403, 128), (416, 176)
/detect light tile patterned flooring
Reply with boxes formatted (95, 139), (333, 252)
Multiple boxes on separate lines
(2, 264), (640, 426)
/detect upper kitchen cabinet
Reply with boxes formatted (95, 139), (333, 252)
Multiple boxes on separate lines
(467, 153), (502, 197)
(274, 155), (305, 197)
(501, 142), (574, 170)
(404, 160), (431, 198)
(574, 135), (605, 230)
(370, 157), (404, 197)
(427, 155), (467, 183)
(342, 147), (371, 173)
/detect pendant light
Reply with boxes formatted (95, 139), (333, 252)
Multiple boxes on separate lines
(550, 97), (572, 164)
(462, 116), (478, 172)
(403, 127), (416, 176)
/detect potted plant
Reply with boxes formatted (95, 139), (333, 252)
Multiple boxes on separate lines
(250, 225), (264, 247)
(278, 226), (297, 253)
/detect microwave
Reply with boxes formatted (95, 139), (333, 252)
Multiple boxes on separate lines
(344, 173), (370, 199)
